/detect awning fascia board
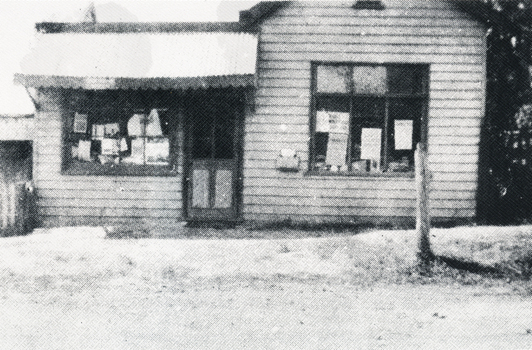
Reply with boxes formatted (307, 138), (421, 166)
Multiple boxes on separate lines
(14, 73), (255, 90)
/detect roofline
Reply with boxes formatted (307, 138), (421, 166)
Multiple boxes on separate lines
(34, 1), (521, 36)
(238, 1), (289, 29)
(238, 1), (522, 33)
(0, 114), (34, 119)
(35, 21), (246, 34)
(35, 1), (290, 34)
(14, 73), (256, 91)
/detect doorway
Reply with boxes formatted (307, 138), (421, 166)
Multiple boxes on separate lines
(184, 90), (244, 221)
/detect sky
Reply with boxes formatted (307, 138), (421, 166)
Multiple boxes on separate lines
(0, 0), (259, 115)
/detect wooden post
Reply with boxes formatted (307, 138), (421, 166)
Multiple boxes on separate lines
(415, 142), (434, 270)
(0, 178), (6, 233)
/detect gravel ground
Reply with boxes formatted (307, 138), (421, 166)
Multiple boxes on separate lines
(0, 226), (531, 349)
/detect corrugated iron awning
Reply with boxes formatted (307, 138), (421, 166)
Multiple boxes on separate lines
(14, 74), (255, 90)
(16, 32), (257, 90)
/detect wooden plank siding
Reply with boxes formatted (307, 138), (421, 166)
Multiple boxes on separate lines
(242, 0), (486, 223)
(33, 89), (184, 227)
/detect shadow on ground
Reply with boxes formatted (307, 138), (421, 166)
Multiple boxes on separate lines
(436, 254), (532, 280)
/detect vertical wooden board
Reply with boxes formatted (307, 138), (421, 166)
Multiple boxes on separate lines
(8, 183), (16, 227)
(0, 182), (6, 229)
(192, 169), (210, 208)
(214, 170), (233, 209)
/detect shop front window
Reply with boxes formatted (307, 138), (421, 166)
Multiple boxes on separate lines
(310, 63), (428, 175)
(63, 90), (178, 176)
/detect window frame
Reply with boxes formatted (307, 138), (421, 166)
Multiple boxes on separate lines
(61, 89), (179, 177)
(308, 62), (429, 177)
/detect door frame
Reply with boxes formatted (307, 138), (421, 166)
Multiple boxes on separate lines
(182, 88), (245, 222)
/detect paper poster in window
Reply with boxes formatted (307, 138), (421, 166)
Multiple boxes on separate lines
(131, 138), (145, 162)
(91, 124), (105, 140)
(316, 111), (330, 132)
(128, 114), (145, 137)
(146, 109), (163, 137)
(326, 132), (349, 167)
(324, 112), (350, 167)
(73, 113), (88, 133)
(394, 120), (413, 150)
(145, 137), (170, 165)
(120, 138), (128, 152)
(105, 123), (120, 137)
(77, 140), (92, 162)
(328, 112), (350, 134)
(101, 138), (120, 155)
(360, 128), (382, 162)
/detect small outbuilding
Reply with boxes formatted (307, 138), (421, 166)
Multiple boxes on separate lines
(15, 1), (490, 228)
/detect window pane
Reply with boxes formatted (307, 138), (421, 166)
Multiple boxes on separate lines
(316, 95), (350, 113)
(316, 65), (350, 93)
(313, 95), (350, 171)
(310, 63), (427, 175)
(388, 65), (425, 94)
(214, 120), (234, 159)
(350, 97), (385, 171)
(193, 113), (214, 159)
(213, 99), (235, 159)
(387, 98), (423, 171)
(352, 66), (387, 94)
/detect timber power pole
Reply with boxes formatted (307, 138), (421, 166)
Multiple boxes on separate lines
(415, 142), (434, 272)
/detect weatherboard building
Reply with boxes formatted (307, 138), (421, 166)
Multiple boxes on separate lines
(14, 1), (489, 228)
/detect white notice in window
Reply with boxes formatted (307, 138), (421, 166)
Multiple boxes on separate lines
(101, 138), (119, 155)
(328, 112), (350, 134)
(394, 120), (413, 150)
(316, 111), (330, 132)
(77, 140), (92, 162)
(360, 128), (382, 162)
(92, 124), (105, 140)
(326, 132), (349, 167)
(324, 112), (350, 167)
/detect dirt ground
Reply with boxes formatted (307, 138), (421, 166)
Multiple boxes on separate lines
(1, 226), (532, 349)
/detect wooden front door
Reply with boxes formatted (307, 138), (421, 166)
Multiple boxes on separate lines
(185, 93), (242, 220)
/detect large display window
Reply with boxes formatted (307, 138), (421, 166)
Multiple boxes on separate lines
(310, 63), (429, 175)
(62, 90), (179, 176)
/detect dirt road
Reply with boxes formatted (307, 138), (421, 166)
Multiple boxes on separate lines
(1, 226), (532, 349)
(1, 279), (531, 349)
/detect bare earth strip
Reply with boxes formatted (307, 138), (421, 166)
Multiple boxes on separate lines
(0, 226), (531, 349)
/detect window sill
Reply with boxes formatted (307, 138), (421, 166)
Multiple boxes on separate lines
(62, 161), (178, 177)
(305, 170), (415, 178)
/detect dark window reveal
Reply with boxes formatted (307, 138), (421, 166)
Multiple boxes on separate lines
(352, 1), (385, 10)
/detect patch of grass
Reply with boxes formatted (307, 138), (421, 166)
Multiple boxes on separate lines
(245, 219), (412, 234)
(312, 227), (532, 287)
(104, 226), (151, 239)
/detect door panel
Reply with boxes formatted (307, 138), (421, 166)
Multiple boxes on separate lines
(188, 159), (235, 219)
(214, 169), (233, 209)
(191, 169), (210, 208)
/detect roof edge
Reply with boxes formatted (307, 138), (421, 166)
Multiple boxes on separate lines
(14, 73), (256, 91)
(239, 1), (289, 29)
(35, 21), (246, 34)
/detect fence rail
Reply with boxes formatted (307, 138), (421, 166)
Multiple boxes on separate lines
(0, 181), (35, 237)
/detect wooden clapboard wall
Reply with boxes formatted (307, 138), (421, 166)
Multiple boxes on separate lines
(33, 89), (184, 227)
(242, 0), (486, 222)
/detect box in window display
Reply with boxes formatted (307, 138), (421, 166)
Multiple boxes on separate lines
(122, 137), (145, 164)
(145, 137), (170, 165)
